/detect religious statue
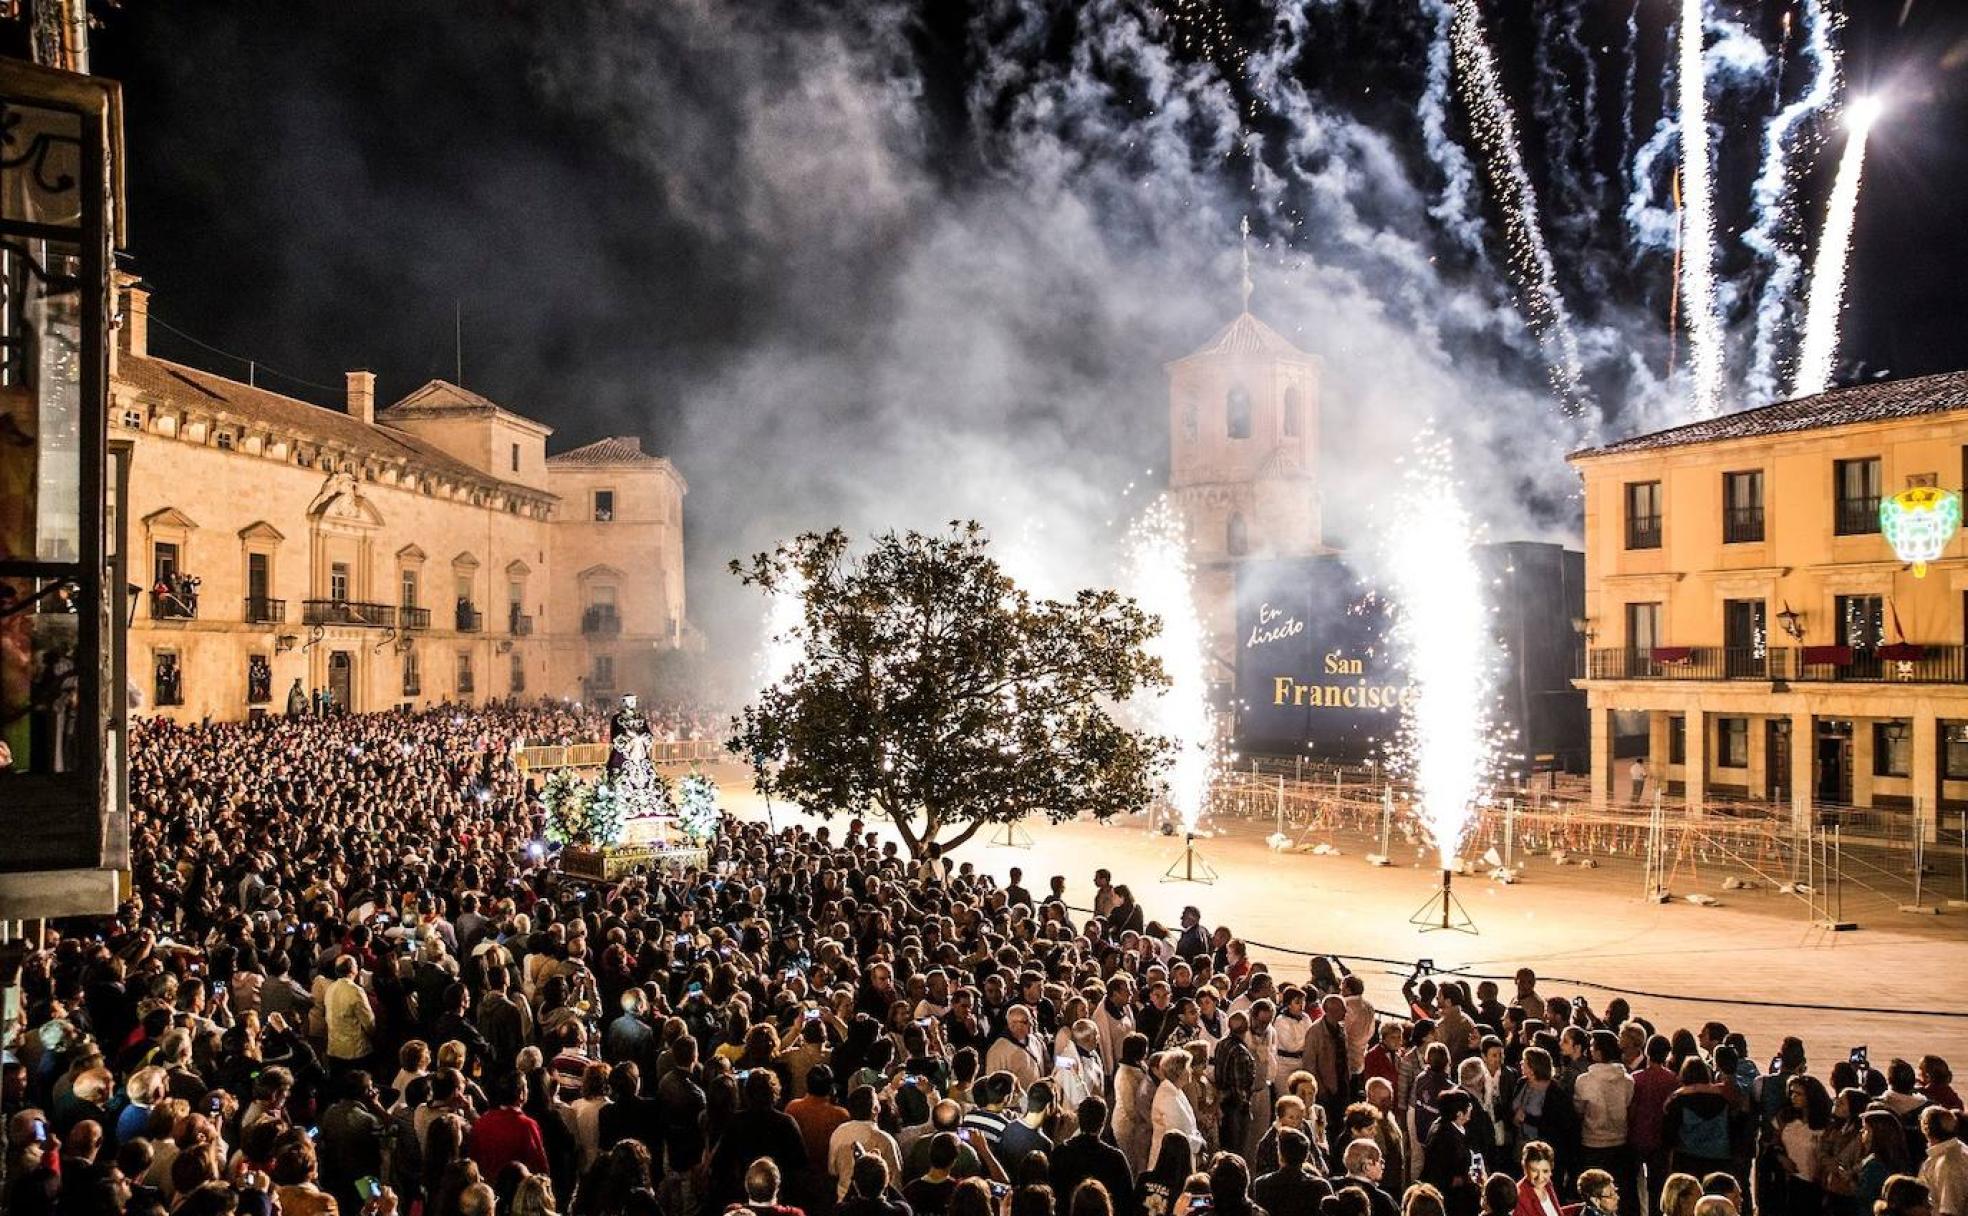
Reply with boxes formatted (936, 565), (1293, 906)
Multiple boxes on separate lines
(608, 693), (670, 829)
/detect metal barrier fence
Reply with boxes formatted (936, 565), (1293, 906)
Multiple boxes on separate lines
(1211, 764), (1968, 928)
(515, 739), (723, 775)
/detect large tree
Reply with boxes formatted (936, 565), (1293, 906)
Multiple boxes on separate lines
(728, 522), (1171, 859)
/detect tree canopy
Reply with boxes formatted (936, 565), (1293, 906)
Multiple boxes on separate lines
(727, 522), (1171, 858)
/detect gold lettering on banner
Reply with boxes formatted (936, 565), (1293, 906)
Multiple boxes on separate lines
(1267, 675), (1417, 712)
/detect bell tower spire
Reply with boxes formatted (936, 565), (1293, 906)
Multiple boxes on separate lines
(1239, 214), (1253, 314)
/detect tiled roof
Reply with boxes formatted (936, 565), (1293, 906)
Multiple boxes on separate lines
(547, 436), (664, 467)
(116, 355), (547, 497)
(1573, 370), (1968, 459)
(1171, 310), (1313, 363)
(378, 379), (544, 428)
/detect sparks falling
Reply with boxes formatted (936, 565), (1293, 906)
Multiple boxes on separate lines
(1124, 496), (1219, 834)
(1385, 430), (1499, 869)
(1792, 97), (1882, 399)
(1446, 0), (1589, 416)
(1743, 0), (1837, 405)
(1677, 0), (1725, 417)
(757, 572), (808, 693)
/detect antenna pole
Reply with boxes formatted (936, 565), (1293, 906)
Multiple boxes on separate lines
(455, 300), (463, 385)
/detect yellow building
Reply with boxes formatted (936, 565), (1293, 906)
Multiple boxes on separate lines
(113, 276), (689, 720)
(1571, 372), (1968, 827)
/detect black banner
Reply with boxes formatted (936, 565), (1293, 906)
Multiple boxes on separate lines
(1234, 555), (1412, 758)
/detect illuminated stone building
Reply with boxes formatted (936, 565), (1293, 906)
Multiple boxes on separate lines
(1165, 305), (1328, 674)
(1571, 372), (1968, 825)
(112, 275), (689, 722)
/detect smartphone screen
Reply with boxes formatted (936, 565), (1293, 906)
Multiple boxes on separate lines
(355, 1177), (382, 1202)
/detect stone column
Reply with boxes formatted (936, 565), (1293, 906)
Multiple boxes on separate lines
(1747, 716), (1768, 803)
(1684, 711), (1706, 817)
(1914, 712), (1940, 843)
(1589, 704), (1616, 811)
(1853, 720), (1875, 809)
(1791, 711), (1815, 831)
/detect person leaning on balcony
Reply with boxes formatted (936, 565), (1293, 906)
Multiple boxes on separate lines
(1629, 758), (1648, 805)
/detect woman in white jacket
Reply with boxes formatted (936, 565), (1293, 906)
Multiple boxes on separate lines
(1112, 1031), (1156, 1175)
(1148, 1049), (1206, 1171)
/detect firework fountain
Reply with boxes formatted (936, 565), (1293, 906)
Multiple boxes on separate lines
(1793, 97), (1884, 400)
(1385, 429), (1499, 933)
(1124, 496), (1221, 880)
(757, 572), (808, 693)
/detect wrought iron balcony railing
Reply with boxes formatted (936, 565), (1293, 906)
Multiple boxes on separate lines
(303, 599), (396, 628)
(1625, 515), (1661, 550)
(1722, 506), (1764, 544)
(582, 605), (622, 636)
(399, 606), (432, 630)
(150, 587), (198, 621)
(456, 604), (483, 633)
(244, 596), (284, 624)
(1834, 496), (1881, 536)
(1583, 645), (1968, 685)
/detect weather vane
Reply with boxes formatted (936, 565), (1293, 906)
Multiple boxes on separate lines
(1239, 214), (1253, 313)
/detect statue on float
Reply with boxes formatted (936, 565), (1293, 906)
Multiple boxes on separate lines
(608, 693), (678, 845)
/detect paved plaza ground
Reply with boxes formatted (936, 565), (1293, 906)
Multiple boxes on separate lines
(711, 767), (1968, 1067)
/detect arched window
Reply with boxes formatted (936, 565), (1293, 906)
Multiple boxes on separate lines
(1282, 385), (1302, 438)
(1226, 386), (1253, 439)
(1228, 513), (1250, 556)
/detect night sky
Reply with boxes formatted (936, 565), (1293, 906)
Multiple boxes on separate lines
(80, 1), (1968, 645)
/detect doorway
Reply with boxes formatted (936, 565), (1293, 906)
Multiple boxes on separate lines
(1766, 719), (1791, 802)
(1815, 719), (1852, 805)
(328, 650), (353, 711)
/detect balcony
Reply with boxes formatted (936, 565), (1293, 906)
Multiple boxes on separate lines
(1583, 645), (1968, 685)
(399, 606), (432, 631)
(509, 609), (534, 635)
(583, 605), (622, 637)
(1625, 515), (1661, 550)
(150, 585), (199, 621)
(244, 596), (285, 624)
(403, 677), (422, 697)
(455, 604), (483, 633)
(1722, 506), (1764, 544)
(303, 599), (396, 628)
(1835, 496), (1881, 536)
(458, 673), (475, 695)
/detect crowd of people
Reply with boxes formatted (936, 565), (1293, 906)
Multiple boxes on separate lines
(4, 702), (1966, 1216)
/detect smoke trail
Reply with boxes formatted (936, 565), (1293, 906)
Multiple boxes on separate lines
(1619, 0), (1641, 169)
(1676, 0), (1725, 417)
(1124, 496), (1218, 834)
(1384, 427), (1499, 869)
(757, 573), (807, 692)
(1745, 0), (1837, 405)
(1446, 0), (1591, 416)
(1418, 0), (1485, 256)
(1793, 100), (1881, 399)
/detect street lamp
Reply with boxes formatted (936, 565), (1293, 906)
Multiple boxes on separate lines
(1777, 602), (1806, 642)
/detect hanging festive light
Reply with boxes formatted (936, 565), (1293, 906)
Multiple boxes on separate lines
(1879, 487), (1962, 577)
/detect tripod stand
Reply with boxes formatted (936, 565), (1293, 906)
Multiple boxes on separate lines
(1408, 867), (1477, 934)
(1162, 832), (1219, 883)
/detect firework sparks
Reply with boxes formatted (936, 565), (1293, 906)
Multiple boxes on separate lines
(1793, 97), (1883, 399)
(1745, 0), (1837, 404)
(757, 571), (808, 693)
(1446, 0), (1590, 416)
(1384, 429), (1499, 869)
(1125, 495), (1219, 835)
(1677, 0), (1725, 417)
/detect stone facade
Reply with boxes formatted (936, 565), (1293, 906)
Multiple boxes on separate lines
(1165, 309), (1328, 672)
(113, 276), (688, 721)
(1570, 370), (1968, 827)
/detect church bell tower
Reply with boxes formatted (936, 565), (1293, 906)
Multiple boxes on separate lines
(1165, 220), (1327, 672)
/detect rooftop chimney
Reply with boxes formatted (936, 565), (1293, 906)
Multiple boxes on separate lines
(116, 270), (149, 361)
(346, 370), (376, 426)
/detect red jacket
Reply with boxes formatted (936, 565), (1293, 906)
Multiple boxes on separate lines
(1513, 1177), (1565, 1216)
(470, 1106), (549, 1179)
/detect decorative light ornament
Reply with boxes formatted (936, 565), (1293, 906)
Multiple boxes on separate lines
(1879, 487), (1962, 577)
